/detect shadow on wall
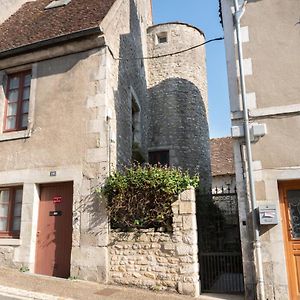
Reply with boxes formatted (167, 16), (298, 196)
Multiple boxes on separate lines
(114, 0), (148, 168)
(148, 78), (211, 188)
(113, 0), (211, 188)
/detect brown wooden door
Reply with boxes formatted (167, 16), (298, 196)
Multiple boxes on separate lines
(35, 182), (73, 278)
(279, 180), (300, 300)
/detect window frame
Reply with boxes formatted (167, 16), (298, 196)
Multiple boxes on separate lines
(149, 150), (170, 166)
(156, 32), (168, 45)
(3, 70), (31, 133)
(0, 186), (23, 238)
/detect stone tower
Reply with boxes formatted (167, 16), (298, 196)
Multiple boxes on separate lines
(146, 22), (211, 188)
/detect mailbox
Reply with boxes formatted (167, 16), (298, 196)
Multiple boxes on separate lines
(258, 204), (278, 225)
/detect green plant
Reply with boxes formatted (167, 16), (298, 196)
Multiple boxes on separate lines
(19, 265), (29, 272)
(101, 164), (199, 231)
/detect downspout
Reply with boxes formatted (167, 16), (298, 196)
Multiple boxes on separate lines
(233, 1), (265, 299)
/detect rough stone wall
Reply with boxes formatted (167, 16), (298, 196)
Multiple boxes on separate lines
(0, 247), (18, 268)
(146, 23), (211, 188)
(108, 188), (199, 297)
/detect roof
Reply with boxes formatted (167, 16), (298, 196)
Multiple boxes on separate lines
(0, 0), (117, 54)
(210, 137), (235, 176)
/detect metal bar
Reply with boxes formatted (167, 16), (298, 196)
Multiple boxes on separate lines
(233, 0), (265, 299)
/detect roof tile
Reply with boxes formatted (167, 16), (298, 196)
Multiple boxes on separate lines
(210, 137), (235, 176)
(0, 0), (116, 53)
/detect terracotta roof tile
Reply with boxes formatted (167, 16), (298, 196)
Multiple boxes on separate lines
(210, 137), (235, 176)
(0, 0), (116, 53)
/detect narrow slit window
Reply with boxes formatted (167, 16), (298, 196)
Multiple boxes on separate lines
(149, 150), (169, 166)
(156, 32), (168, 44)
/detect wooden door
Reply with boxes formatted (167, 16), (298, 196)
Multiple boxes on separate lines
(279, 180), (300, 300)
(35, 182), (73, 278)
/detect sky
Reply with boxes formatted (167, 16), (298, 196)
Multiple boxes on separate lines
(152, 0), (231, 138)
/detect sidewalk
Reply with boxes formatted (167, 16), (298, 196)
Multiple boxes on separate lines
(0, 268), (244, 300)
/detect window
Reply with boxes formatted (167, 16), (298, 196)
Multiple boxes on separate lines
(4, 71), (31, 132)
(0, 187), (23, 238)
(149, 150), (169, 166)
(156, 32), (168, 44)
(45, 0), (71, 9)
(131, 92), (141, 147)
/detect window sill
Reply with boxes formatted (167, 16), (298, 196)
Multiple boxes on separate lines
(0, 238), (21, 246)
(0, 130), (31, 142)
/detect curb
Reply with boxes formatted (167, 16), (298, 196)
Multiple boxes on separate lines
(0, 285), (73, 300)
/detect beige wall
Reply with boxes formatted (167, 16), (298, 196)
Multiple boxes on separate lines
(242, 0), (300, 109)
(0, 0), (154, 283)
(222, 0), (300, 299)
(252, 116), (300, 169)
(100, 0), (152, 166)
(0, 50), (101, 170)
(0, 43), (111, 280)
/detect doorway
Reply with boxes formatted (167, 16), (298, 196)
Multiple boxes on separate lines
(35, 182), (73, 278)
(197, 187), (244, 294)
(279, 180), (300, 300)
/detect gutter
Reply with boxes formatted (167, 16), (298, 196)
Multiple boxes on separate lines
(233, 1), (265, 299)
(0, 27), (102, 59)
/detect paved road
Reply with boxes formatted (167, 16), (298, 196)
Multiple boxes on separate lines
(0, 267), (244, 300)
(0, 294), (28, 300)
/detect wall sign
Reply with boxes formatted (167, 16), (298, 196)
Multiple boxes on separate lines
(50, 171), (56, 176)
(53, 196), (62, 204)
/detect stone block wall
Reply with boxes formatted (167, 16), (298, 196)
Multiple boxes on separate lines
(108, 188), (199, 297)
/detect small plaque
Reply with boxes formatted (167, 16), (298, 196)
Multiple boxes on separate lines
(50, 171), (56, 177)
(53, 196), (62, 204)
(49, 211), (62, 217)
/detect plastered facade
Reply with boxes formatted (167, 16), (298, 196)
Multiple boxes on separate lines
(0, 0), (210, 290)
(221, 0), (300, 299)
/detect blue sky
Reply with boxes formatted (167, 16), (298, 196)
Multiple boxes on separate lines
(152, 0), (231, 138)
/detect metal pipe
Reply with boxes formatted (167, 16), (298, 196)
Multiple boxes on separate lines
(233, 0), (265, 299)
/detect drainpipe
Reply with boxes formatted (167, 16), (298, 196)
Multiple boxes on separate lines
(233, 1), (265, 299)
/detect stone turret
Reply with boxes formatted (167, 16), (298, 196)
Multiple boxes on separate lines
(147, 22), (211, 188)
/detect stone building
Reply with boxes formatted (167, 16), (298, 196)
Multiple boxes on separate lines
(221, 0), (300, 299)
(0, 0), (209, 289)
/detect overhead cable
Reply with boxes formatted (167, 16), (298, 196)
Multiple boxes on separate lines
(107, 37), (224, 61)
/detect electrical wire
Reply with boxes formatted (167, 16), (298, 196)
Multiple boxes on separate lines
(107, 37), (224, 61)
